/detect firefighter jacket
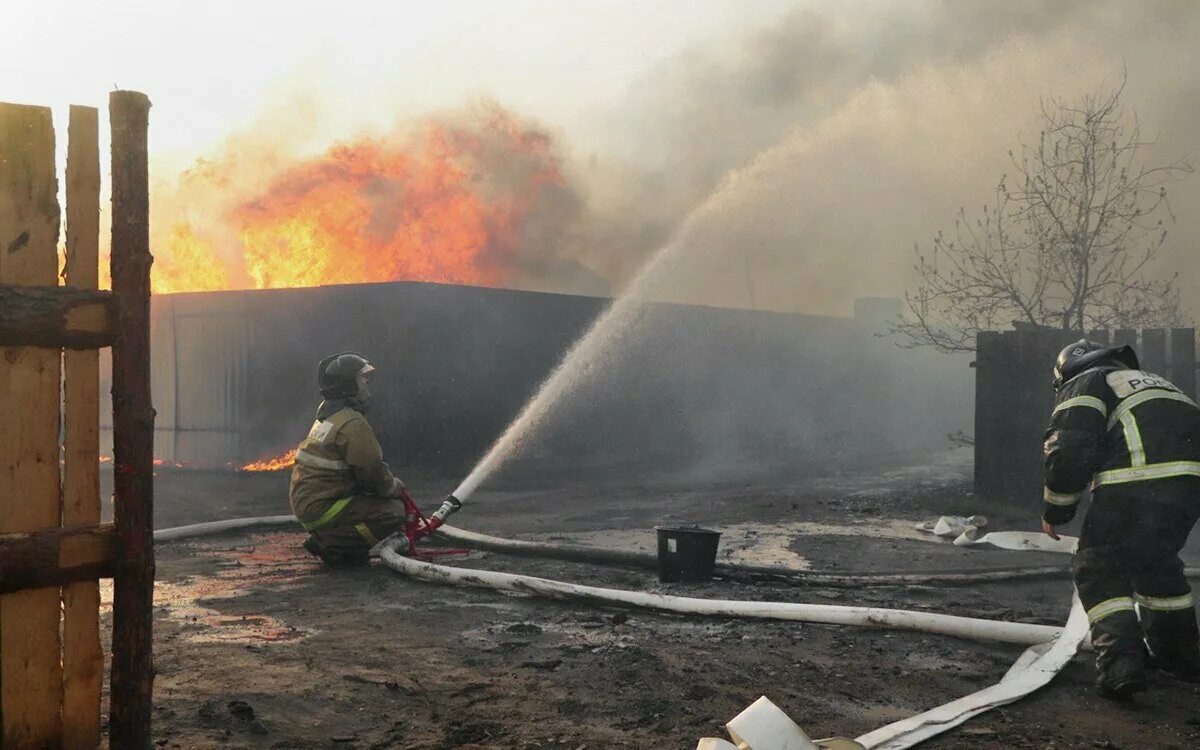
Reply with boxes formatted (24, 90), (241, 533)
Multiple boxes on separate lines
(1042, 366), (1200, 524)
(289, 399), (405, 528)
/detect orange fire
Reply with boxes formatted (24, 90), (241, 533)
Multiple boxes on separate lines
(95, 456), (184, 468)
(152, 225), (230, 294)
(150, 104), (566, 294)
(240, 449), (297, 472)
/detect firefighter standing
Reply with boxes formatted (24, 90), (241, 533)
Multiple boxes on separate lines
(290, 352), (407, 566)
(1042, 339), (1200, 696)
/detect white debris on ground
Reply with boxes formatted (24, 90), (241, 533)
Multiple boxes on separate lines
(915, 514), (1078, 554)
(538, 514), (1007, 572)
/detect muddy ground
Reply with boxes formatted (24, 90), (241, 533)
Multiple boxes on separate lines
(100, 449), (1200, 749)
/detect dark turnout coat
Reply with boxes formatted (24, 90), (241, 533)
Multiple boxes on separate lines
(1042, 366), (1200, 524)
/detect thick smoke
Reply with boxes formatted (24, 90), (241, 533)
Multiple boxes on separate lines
(138, 2), (1200, 483)
(476, 0), (1200, 484)
(145, 1), (1200, 312)
(578, 0), (1200, 317)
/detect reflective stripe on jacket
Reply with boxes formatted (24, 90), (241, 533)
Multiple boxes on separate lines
(1041, 367), (1200, 522)
(289, 404), (404, 526)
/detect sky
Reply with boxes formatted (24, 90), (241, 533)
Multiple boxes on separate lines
(3, 1), (1198, 322)
(2, 1), (797, 159)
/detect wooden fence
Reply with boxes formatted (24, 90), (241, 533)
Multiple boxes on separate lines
(0, 92), (154, 747)
(975, 326), (1198, 502)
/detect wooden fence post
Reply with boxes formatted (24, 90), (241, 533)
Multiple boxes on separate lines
(63, 103), (104, 749)
(108, 90), (155, 750)
(0, 102), (64, 746)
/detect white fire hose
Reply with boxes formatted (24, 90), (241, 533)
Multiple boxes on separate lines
(152, 516), (1157, 749)
(376, 538), (1067, 646)
(433, 524), (1078, 586)
(150, 515), (1076, 645)
(152, 513), (1123, 585)
(152, 514), (297, 542)
(373, 539), (1091, 750)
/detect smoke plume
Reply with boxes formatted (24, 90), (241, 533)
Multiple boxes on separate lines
(145, 1), (1200, 318)
(582, 0), (1200, 316)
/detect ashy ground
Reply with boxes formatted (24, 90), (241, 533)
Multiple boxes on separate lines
(101, 449), (1200, 749)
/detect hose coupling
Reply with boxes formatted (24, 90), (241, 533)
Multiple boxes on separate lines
(430, 494), (463, 523)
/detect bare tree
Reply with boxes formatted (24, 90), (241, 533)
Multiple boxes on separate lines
(893, 79), (1193, 352)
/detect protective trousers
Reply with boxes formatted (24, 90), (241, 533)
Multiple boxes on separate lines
(302, 495), (406, 566)
(1074, 490), (1200, 680)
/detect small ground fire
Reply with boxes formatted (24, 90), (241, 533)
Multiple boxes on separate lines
(240, 450), (298, 473)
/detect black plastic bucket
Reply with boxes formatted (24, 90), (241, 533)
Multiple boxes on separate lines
(655, 526), (721, 582)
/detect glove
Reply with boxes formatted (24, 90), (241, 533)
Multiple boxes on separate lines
(1041, 502), (1077, 526)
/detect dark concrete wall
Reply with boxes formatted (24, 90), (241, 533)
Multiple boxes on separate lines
(102, 281), (974, 483)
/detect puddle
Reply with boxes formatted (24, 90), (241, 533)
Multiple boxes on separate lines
(541, 519), (949, 571)
(155, 593), (307, 644)
(103, 531), (317, 645)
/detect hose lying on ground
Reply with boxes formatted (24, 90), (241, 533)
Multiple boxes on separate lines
(151, 516), (1098, 749)
(152, 515), (297, 542)
(152, 516), (1086, 647)
(377, 538), (1068, 648)
(698, 595), (1090, 750)
(152, 516), (1200, 584)
(434, 524), (1078, 587)
(851, 595), (1088, 749)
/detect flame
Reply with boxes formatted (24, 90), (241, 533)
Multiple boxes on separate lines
(149, 104), (566, 293)
(240, 449), (297, 472)
(152, 225), (230, 294)
(95, 455), (184, 468)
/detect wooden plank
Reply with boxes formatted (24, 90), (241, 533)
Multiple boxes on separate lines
(108, 90), (155, 750)
(1017, 330), (1061, 502)
(0, 283), (113, 348)
(973, 331), (1006, 500)
(0, 524), (115, 595)
(1142, 328), (1168, 376)
(0, 101), (64, 746)
(63, 104), (103, 750)
(1171, 328), (1197, 399)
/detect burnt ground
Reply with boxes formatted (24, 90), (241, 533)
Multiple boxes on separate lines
(99, 449), (1200, 749)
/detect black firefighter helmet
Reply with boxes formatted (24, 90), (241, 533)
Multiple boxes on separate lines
(1053, 338), (1139, 390)
(317, 352), (376, 400)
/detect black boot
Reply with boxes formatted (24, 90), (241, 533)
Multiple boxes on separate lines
(1142, 603), (1200, 683)
(1093, 618), (1148, 698)
(302, 534), (323, 559)
(1096, 647), (1148, 697)
(303, 533), (369, 567)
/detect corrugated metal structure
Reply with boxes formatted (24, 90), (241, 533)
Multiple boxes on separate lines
(102, 281), (974, 482)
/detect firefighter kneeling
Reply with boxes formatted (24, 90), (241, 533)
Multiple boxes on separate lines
(290, 352), (407, 566)
(1043, 339), (1200, 697)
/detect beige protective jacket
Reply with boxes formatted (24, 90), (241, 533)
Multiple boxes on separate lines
(289, 403), (405, 526)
